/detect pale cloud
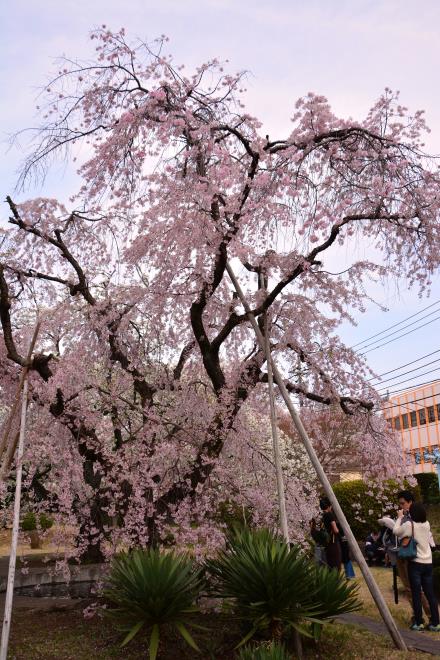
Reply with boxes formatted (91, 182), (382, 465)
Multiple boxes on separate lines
(1, 0), (440, 374)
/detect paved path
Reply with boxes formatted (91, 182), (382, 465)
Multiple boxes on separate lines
(339, 613), (440, 656)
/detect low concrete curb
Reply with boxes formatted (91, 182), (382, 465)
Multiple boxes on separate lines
(0, 563), (106, 598)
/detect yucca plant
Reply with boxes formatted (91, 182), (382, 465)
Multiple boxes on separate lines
(308, 563), (361, 641)
(104, 548), (205, 660)
(237, 641), (291, 659)
(206, 528), (323, 646)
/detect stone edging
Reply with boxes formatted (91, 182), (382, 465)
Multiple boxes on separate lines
(0, 564), (106, 598)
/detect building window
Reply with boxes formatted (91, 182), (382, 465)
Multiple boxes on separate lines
(394, 416), (401, 430)
(428, 405), (435, 423)
(437, 403), (440, 421)
(402, 413), (409, 429)
(419, 409), (426, 425)
(410, 411), (418, 427)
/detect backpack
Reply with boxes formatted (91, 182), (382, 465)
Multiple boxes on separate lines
(382, 527), (398, 555)
(311, 524), (331, 547)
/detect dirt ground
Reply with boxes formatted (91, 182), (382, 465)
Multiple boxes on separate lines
(7, 603), (435, 660)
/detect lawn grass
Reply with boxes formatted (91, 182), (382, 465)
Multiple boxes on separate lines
(304, 622), (430, 659)
(354, 565), (440, 642)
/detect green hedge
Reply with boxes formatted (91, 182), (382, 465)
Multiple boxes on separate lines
(21, 512), (53, 532)
(414, 473), (440, 505)
(330, 480), (421, 540)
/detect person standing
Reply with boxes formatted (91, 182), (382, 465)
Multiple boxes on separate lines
(310, 518), (328, 566)
(395, 490), (431, 621)
(320, 497), (342, 571)
(337, 520), (355, 578)
(393, 502), (440, 631)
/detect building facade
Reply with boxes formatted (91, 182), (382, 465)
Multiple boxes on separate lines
(383, 380), (440, 474)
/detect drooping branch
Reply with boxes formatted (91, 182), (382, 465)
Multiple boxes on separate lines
(6, 196), (96, 305)
(211, 209), (420, 350)
(259, 372), (374, 415)
(3, 264), (73, 288)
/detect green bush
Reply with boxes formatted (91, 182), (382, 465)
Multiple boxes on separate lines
(331, 479), (421, 539)
(104, 548), (205, 660)
(308, 564), (360, 641)
(237, 641), (291, 659)
(21, 512), (53, 532)
(206, 528), (360, 648)
(415, 473), (440, 504)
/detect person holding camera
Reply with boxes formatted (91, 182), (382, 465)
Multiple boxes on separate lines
(393, 501), (440, 632)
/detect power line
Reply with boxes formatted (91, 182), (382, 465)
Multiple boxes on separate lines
(377, 367), (440, 392)
(369, 349), (440, 381)
(380, 396), (426, 414)
(380, 377), (440, 397)
(381, 397), (436, 416)
(357, 307), (440, 352)
(373, 357), (440, 386)
(380, 391), (440, 414)
(351, 299), (440, 349)
(361, 315), (440, 355)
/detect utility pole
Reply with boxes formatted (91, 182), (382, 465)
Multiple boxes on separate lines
(225, 262), (407, 652)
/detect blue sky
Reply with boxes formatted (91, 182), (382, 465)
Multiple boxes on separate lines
(1, 0), (440, 385)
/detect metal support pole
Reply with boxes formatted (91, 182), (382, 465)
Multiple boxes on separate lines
(260, 274), (289, 544)
(0, 374), (29, 660)
(0, 321), (40, 479)
(0, 380), (26, 465)
(0, 320), (41, 660)
(225, 261), (407, 652)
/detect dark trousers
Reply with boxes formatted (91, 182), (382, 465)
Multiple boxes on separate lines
(408, 561), (439, 626)
(325, 539), (342, 570)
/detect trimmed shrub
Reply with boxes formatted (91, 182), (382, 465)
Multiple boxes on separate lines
(21, 512), (53, 531)
(331, 479), (421, 540)
(415, 473), (440, 504)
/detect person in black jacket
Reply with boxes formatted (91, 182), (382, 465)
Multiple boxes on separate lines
(365, 530), (386, 566)
(319, 497), (342, 570)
